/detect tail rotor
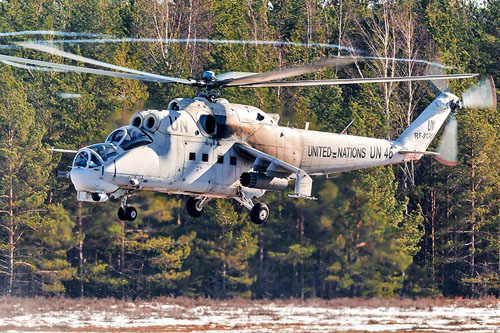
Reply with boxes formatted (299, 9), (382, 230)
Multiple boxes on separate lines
(435, 76), (497, 166)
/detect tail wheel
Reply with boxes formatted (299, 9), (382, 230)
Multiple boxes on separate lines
(186, 197), (204, 218)
(250, 203), (269, 225)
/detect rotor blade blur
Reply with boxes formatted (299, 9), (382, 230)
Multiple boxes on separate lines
(45, 37), (366, 53)
(15, 42), (195, 85)
(462, 76), (497, 109)
(239, 74), (478, 87)
(216, 71), (258, 81)
(0, 59), (66, 72)
(0, 30), (108, 38)
(222, 57), (359, 86)
(0, 54), (166, 82)
(425, 65), (449, 93)
(435, 114), (458, 166)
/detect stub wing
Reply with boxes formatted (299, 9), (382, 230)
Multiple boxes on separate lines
(234, 143), (316, 200)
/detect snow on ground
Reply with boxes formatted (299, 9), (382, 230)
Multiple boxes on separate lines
(1, 298), (499, 332)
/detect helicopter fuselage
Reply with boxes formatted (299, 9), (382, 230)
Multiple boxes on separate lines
(71, 93), (456, 205)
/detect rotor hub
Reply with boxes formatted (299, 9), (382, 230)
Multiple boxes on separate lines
(450, 99), (461, 113)
(202, 71), (216, 83)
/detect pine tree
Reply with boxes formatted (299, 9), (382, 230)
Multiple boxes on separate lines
(0, 67), (74, 295)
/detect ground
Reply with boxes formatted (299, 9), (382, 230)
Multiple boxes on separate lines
(0, 297), (499, 332)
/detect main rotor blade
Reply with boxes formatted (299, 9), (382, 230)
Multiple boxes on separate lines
(0, 54), (166, 82)
(43, 37), (366, 53)
(216, 71), (258, 81)
(0, 59), (66, 72)
(221, 57), (359, 87)
(239, 74), (478, 87)
(15, 42), (195, 85)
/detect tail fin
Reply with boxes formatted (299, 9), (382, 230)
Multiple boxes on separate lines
(396, 92), (458, 151)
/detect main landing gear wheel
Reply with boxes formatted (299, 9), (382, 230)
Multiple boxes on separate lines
(250, 203), (269, 225)
(118, 206), (137, 221)
(186, 197), (204, 218)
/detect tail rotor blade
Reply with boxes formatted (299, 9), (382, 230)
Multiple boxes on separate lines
(462, 75), (497, 109)
(435, 114), (458, 166)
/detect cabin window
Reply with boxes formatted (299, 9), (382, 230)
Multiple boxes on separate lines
(189, 152), (196, 161)
(202, 153), (209, 162)
(217, 155), (224, 164)
(230, 156), (237, 165)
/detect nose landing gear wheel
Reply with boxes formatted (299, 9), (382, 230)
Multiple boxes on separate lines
(186, 197), (204, 218)
(250, 203), (269, 224)
(118, 206), (137, 221)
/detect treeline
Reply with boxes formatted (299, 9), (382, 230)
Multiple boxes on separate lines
(0, 0), (500, 299)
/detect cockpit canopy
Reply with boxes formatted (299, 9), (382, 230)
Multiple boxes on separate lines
(73, 144), (118, 169)
(106, 126), (153, 151)
(88, 144), (117, 163)
(73, 150), (102, 168)
(73, 126), (153, 169)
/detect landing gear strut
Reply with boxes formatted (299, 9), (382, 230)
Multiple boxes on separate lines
(233, 191), (270, 225)
(117, 195), (137, 221)
(186, 196), (210, 218)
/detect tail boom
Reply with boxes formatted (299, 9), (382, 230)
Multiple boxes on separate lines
(297, 93), (457, 175)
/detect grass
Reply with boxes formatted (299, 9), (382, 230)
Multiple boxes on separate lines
(0, 296), (498, 316)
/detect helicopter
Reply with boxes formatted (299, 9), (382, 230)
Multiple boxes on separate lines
(0, 41), (496, 224)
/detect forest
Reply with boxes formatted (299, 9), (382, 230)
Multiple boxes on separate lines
(1, 0), (500, 300)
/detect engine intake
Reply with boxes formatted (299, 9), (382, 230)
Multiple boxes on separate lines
(240, 172), (289, 191)
(144, 114), (160, 132)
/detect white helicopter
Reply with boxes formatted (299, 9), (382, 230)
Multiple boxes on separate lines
(1, 42), (495, 224)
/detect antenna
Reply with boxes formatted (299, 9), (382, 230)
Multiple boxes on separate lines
(341, 119), (354, 134)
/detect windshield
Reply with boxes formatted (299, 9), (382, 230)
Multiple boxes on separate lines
(106, 127), (153, 151)
(89, 153), (102, 168)
(88, 144), (118, 163)
(73, 151), (89, 168)
(107, 129), (125, 145)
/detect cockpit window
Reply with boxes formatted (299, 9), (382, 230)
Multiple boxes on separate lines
(74, 151), (89, 168)
(120, 127), (153, 151)
(88, 144), (117, 163)
(106, 129), (125, 144)
(105, 127), (152, 151)
(89, 153), (102, 168)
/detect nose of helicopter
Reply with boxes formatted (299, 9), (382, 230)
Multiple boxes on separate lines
(70, 149), (118, 193)
(70, 166), (94, 192)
